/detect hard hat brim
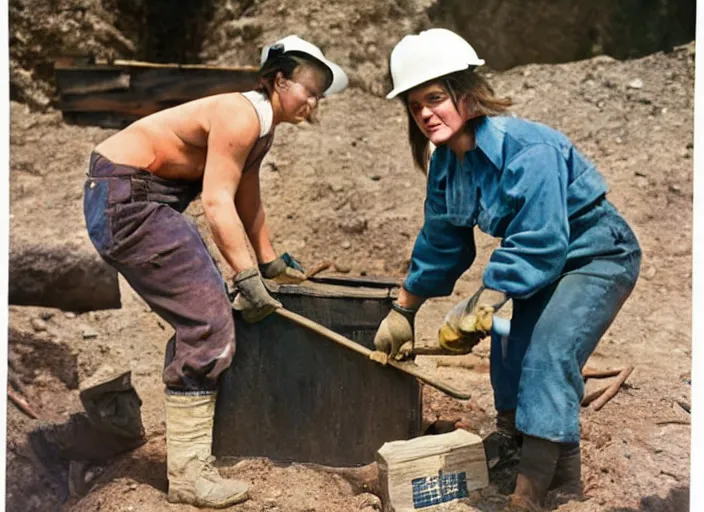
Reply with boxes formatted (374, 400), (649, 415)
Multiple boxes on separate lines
(286, 50), (348, 96)
(321, 60), (349, 96)
(386, 59), (485, 100)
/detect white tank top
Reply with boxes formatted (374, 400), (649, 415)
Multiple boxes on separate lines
(241, 90), (274, 138)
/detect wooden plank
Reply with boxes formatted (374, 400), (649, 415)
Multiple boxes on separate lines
(108, 59), (259, 72)
(54, 57), (259, 72)
(62, 111), (138, 129)
(54, 59), (260, 127)
(55, 69), (131, 95)
(377, 429), (488, 512)
(59, 71), (258, 111)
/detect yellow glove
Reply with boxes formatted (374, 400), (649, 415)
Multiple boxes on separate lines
(370, 302), (417, 364)
(438, 287), (508, 354)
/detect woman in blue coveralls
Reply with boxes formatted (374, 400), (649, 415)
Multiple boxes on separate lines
(371, 29), (641, 511)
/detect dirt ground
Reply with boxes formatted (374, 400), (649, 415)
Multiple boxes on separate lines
(5, 16), (695, 512)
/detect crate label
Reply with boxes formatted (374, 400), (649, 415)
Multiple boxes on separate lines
(411, 470), (469, 508)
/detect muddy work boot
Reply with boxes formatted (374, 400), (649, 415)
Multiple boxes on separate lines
(483, 409), (522, 470)
(549, 442), (582, 494)
(506, 435), (560, 512)
(165, 391), (249, 508)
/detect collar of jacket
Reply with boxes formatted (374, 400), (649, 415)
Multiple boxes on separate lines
(472, 115), (507, 171)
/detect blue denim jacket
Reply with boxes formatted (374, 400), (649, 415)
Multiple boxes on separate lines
(404, 115), (609, 299)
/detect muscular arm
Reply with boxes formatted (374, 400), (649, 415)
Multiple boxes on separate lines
(201, 97), (261, 273)
(235, 168), (277, 264)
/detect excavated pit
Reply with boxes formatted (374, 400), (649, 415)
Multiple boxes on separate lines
(425, 0), (696, 70)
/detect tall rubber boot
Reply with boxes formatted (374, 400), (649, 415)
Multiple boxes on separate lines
(483, 409), (522, 470)
(165, 392), (249, 508)
(507, 435), (560, 512)
(549, 443), (582, 494)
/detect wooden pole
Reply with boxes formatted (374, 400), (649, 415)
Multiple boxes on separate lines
(8, 389), (41, 420)
(305, 260), (333, 279)
(591, 366), (634, 411)
(274, 308), (472, 400)
(581, 384), (610, 407)
(582, 367), (623, 379)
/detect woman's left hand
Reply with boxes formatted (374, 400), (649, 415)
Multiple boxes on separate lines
(438, 286), (508, 352)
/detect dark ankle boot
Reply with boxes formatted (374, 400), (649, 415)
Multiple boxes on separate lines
(549, 442), (582, 493)
(483, 409), (522, 470)
(507, 435), (560, 511)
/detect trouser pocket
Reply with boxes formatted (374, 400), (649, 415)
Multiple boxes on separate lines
(84, 178), (113, 254)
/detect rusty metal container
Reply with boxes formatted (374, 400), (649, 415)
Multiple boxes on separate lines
(212, 276), (423, 467)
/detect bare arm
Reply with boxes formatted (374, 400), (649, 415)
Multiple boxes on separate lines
(235, 167), (277, 265)
(202, 97), (261, 273)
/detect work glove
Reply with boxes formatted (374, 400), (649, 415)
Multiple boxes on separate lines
(259, 253), (307, 284)
(232, 268), (282, 322)
(371, 301), (417, 364)
(438, 286), (509, 354)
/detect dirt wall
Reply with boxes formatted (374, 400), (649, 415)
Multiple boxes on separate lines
(9, 0), (696, 110)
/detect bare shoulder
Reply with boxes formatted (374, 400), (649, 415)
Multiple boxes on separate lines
(209, 93), (259, 126)
(206, 93), (260, 150)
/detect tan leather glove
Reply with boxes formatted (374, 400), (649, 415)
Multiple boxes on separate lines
(371, 302), (417, 364)
(438, 287), (508, 354)
(232, 268), (282, 322)
(259, 253), (307, 284)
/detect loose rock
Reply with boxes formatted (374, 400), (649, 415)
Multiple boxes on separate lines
(31, 318), (48, 332)
(82, 328), (99, 340)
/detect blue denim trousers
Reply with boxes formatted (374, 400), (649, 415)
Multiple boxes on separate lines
(83, 152), (234, 391)
(489, 198), (641, 443)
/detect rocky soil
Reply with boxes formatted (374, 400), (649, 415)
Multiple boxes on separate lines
(5, 1), (695, 511)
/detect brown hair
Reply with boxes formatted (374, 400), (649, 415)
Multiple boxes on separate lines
(401, 69), (512, 172)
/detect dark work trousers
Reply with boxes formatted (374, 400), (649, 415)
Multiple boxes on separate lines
(83, 152), (234, 391)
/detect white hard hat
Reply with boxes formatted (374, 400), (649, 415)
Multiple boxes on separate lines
(260, 35), (348, 96)
(386, 28), (485, 99)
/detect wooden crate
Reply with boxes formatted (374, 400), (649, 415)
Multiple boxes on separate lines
(377, 429), (489, 511)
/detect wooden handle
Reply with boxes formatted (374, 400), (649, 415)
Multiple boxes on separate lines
(386, 360), (471, 400)
(273, 308), (472, 400)
(412, 346), (470, 356)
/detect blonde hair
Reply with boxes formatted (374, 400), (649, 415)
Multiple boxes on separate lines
(401, 69), (512, 171)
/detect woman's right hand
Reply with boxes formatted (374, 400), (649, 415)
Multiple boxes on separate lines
(371, 301), (417, 364)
